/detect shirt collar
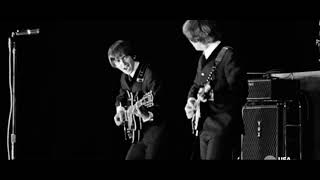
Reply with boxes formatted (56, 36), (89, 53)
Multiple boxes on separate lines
(129, 61), (140, 78)
(203, 41), (221, 60)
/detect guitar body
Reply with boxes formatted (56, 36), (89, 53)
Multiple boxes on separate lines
(123, 91), (154, 143)
(123, 113), (142, 144)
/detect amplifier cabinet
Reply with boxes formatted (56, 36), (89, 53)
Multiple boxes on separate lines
(241, 101), (302, 160)
(247, 79), (299, 101)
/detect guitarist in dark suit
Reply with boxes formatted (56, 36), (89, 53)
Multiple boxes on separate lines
(108, 40), (166, 160)
(183, 20), (248, 160)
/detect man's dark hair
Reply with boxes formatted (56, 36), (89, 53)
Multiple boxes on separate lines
(108, 40), (136, 68)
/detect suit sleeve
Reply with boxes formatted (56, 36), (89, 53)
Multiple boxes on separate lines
(140, 67), (162, 123)
(223, 49), (248, 106)
(115, 74), (127, 108)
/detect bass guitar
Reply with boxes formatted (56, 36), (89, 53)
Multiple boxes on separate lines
(191, 46), (229, 136)
(191, 72), (215, 136)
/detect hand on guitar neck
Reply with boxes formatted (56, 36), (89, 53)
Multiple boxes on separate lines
(133, 104), (154, 122)
(114, 91), (154, 127)
(114, 103), (153, 126)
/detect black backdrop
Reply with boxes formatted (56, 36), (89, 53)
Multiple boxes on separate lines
(2, 17), (319, 160)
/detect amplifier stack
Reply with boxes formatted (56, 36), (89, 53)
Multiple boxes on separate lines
(242, 76), (302, 160)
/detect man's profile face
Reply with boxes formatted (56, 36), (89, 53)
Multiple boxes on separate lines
(113, 55), (135, 75)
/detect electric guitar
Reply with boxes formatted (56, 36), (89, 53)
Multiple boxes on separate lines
(123, 91), (154, 143)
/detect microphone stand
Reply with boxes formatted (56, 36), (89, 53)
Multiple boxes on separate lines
(8, 32), (16, 160)
(8, 28), (40, 160)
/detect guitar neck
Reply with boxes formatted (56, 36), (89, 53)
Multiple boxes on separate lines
(128, 91), (152, 109)
(135, 97), (148, 108)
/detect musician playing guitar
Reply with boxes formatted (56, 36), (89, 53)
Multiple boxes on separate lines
(183, 20), (248, 160)
(108, 40), (166, 160)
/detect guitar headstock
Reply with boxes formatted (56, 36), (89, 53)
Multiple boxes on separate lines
(139, 91), (154, 108)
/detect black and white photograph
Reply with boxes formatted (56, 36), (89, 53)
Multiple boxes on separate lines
(2, 16), (320, 160)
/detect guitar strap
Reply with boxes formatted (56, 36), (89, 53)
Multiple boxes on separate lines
(214, 46), (229, 69)
(206, 46), (230, 101)
(135, 63), (149, 99)
(136, 63), (148, 83)
(210, 46), (230, 82)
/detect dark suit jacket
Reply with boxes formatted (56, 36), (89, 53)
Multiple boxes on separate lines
(188, 43), (248, 135)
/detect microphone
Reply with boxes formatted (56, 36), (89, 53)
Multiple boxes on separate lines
(13, 28), (40, 36)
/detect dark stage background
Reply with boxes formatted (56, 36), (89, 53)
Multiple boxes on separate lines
(2, 17), (319, 160)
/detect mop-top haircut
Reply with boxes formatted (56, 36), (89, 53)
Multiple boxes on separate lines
(182, 20), (222, 44)
(108, 40), (136, 68)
